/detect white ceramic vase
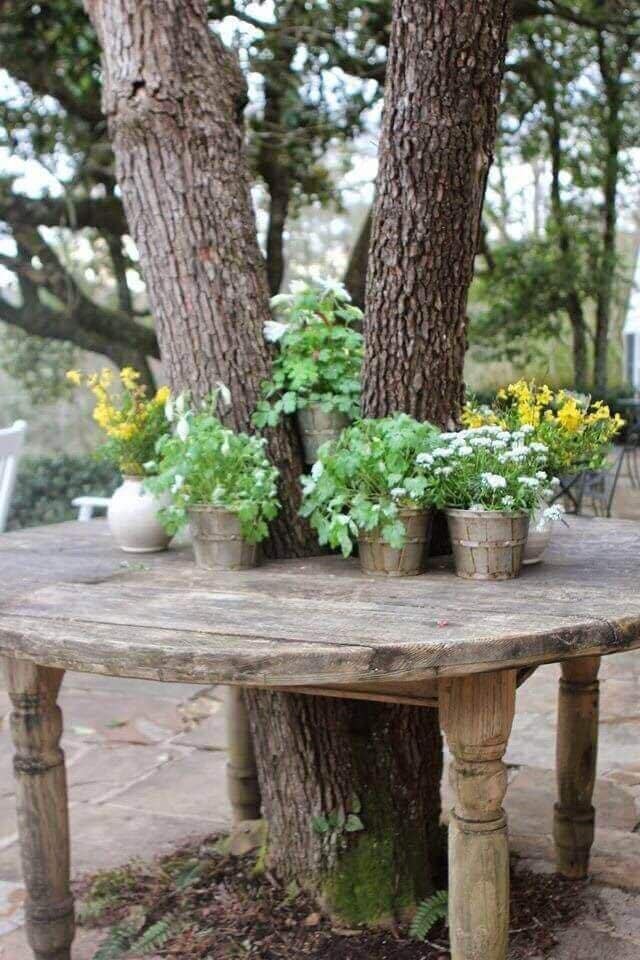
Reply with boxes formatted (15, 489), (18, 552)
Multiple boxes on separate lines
(523, 506), (553, 566)
(107, 476), (170, 553)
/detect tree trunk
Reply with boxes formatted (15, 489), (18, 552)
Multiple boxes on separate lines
(343, 210), (372, 311)
(363, 0), (512, 427)
(85, 0), (445, 925)
(567, 293), (589, 394)
(84, 0), (311, 559)
(245, 690), (444, 923)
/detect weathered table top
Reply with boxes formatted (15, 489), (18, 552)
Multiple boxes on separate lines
(0, 518), (639, 688)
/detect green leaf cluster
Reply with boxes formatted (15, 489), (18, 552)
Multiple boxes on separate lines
(146, 405), (280, 543)
(299, 414), (440, 556)
(409, 889), (448, 941)
(253, 281), (363, 428)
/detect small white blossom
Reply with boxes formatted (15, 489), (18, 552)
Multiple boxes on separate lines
(456, 444), (474, 456)
(502, 495), (515, 507)
(530, 442), (548, 453)
(434, 465), (453, 477)
(322, 278), (350, 300)
(518, 476), (540, 488)
(416, 452), (434, 466)
(289, 279), (310, 295)
(432, 446), (454, 458)
(216, 382), (232, 407)
(390, 486), (407, 499)
(520, 425), (535, 434)
(164, 398), (174, 423)
(171, 474), (184, 494)
(535, 471), (548, 480)
(311, 461), (324, 480)
(481, 472), (507, 490)
(263, 320), (289, 343)
(269, 293), (294, 308)
(176, 417), (190, 442)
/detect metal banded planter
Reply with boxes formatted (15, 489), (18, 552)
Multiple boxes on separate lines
(188, 506), (259, 570)
(446, 508), (529, 581)
(358, 508), (433, 577)
(297, 404), (350, 464)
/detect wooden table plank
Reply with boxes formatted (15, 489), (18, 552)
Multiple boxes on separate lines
(0, 517), (639, 684)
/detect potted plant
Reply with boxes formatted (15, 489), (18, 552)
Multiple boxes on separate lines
(463, 381), (624, 563)
(300, 414), (440, 576)
(253, 279), (363, 463)
(66, 367), (172, 553)
(426, 425), (552, 580)
(146, 398), (280, 570)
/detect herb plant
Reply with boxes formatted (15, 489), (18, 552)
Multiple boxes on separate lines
(253, 280), (363, 428)
(145, 401), (280, 543)
(422, 425), (553, 513)
(299, 414), (440, 556)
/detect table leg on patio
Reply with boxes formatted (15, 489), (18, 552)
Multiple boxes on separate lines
(225, 686), (261, 822)
(439, 669), (516, 960)
(554, 656), (600, 879)
(2, 658), (74, 960)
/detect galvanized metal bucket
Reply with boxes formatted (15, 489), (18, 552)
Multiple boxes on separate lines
(446, 508), (529, 581)
(358, 508), (433, 577)
(188, 506), (259, 570)
(297, 404), (350, 464)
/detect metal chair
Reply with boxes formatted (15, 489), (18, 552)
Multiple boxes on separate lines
(621, 429), (640, 489)
(0, 420), (27, 532)
(577, 447), (625, 518)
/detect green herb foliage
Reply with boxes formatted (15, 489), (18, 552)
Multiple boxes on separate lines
(299, 414), (440, 556)
(146, 401), (280, 543)
(253, 280), (363, 428)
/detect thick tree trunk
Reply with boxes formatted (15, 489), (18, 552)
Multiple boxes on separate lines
(363, 0), (512, 427)
(246, 690), (444, 923)
(85, 0), (444, 926)
(84, 0), (311, 558)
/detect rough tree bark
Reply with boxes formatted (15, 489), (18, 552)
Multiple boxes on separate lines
(84, 0), (311, 558)
(363, 0), (512, 427)
(85, 0), (445, 924)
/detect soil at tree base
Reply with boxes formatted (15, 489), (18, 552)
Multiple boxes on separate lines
(74, 833), (588, 959)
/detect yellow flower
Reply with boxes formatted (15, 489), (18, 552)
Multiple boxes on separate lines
(538, 384), (553, 406)
(120, 367), (141, 391)
(519, 402), (541, 427)
(154, 385), (171, 405)
(557, 399), (583, 433)
(107, 422), (138, 441)
(497, 388), (507, 401)
(65, 369), (82, 386)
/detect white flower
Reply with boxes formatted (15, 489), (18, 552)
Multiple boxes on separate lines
(491, 439), (507, 450)
(216, 381), (232, 407)
(176, 417), (190, 442)
(311, 461), (324, 480)
(321, 278), (350, 300)
(171, 474), (184, 494)
(416, 452), (434, 466)
(469, 436), (492, 447)
(535, 471), (548, 480)
(481, 472), (507, 490)
(301, 476), (316, 495)
(143, 460), (156, 472)
(530, 442), (548, 453)
(502, 495), (515, 507)
(432, 447), (454, 458)
(518, 476), (540, 488)
(456, 444), (474, 456)
(520, 425), (535, 434)
(175, 393), (187, 416)
(164, 398), (174, 423)
(542, 504), (564, 522)
(390, 486), (406, 499)
(263, 320), (289, 343)
(289, 279), (310, 295)
(434, 465), (453, 477)
(270, 293), (294, 308)
(220, 436), (231, 456)
(470, 503), (487, 511)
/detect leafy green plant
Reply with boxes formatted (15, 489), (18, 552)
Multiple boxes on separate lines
(424, 425), (552, 512)
(299, 414), (440, 555)
(410, 889), (449, 941)
(253, 279), (363, 428)
(146, 399), (280, 543)
(8, 454), (119, 531)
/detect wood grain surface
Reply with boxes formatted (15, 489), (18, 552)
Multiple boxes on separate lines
(0, 518), (638, 685)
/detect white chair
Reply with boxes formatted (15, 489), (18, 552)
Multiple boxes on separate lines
(0, 420), (27, 533)
(72, 495), (111, 522)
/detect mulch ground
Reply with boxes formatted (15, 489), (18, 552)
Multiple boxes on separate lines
(75, 834), (588, 959)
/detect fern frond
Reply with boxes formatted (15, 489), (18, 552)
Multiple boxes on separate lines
(76, 895), (114, 924)
(129, 916), (174, 955)
(92, 922), (136, 960)
(410, 889), (449, 941)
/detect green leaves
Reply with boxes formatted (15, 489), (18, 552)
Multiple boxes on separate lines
(299, 414), (440, 556)
(146, 404), (280, 544)
(253, 281), (364, 429)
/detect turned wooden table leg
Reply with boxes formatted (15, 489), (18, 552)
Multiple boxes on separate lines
(2, 658), (74, 960)
(440, 669), (517, 960)
(225, 686), (261, 822)
(554, 655), (600, 879)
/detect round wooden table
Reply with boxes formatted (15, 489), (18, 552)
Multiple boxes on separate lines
(1, 517), (639, 960)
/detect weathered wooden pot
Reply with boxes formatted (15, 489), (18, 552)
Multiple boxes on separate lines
(446, 508), (529, 581)
(188, 506), (259, 570)
(358, 508), (433, 577)
(297, 404), (350, 464)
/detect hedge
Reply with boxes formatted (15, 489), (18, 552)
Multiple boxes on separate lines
(8, 454), (119, 531)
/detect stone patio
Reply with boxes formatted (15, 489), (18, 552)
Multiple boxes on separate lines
(2, 479), (640, 958)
